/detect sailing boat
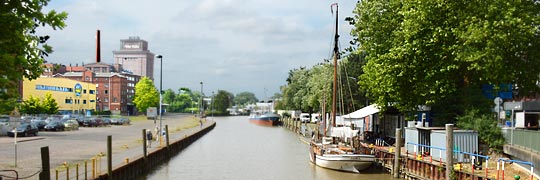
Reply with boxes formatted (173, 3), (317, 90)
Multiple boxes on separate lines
(309, 3), (375, 173)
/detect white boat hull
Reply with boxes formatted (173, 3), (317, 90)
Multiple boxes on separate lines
(309, 153), (375, 173)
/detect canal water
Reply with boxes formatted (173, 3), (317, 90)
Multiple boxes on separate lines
(146, 116), (394, 180)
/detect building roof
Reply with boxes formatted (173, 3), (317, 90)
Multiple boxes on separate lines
(60, 72), (84, 77)
(342, 104), (380, 119)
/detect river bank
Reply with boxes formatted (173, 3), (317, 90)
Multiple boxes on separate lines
(0, 113), (213, 180)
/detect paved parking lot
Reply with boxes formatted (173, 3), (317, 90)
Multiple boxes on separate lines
(0, 113), (211, 180)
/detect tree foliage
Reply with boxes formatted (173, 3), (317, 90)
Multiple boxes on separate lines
(20, 95), (43, 115)
(0, 0), (68, 113)
(233, 92), (258, 106)
(457, 109), (505, 152)
(42, 92), (58, 114)
(212, 90), (233, 115)
(133, 77), (159, 113)
(352, 0), (540, 117)
(161, 88), (199, 113)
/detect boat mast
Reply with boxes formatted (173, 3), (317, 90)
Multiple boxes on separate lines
(331, 3), (339, 127)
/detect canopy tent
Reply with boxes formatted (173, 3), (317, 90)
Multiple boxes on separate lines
(342, 104), (380, 119)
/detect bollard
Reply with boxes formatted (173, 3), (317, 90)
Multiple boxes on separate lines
(76, 163), (79, 180)
(55, 170), (58, 180)
(497, 161), (500, 180)
(85, 160), (88, 180)
(66, 163), (69, 180)
(92, 158), (96, 178)
(530, 166), (533, 180)
(503, 162), (506, 180)
(125, 158), (129, 164)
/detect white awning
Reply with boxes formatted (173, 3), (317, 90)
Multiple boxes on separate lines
(342, 104), (380, 119)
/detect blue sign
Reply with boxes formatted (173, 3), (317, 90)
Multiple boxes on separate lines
(74, 83), (83, 97)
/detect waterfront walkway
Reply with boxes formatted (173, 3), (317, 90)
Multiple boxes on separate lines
(0, 113), (214, 180)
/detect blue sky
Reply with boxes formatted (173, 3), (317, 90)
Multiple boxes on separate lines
(40, 0), (357, 100)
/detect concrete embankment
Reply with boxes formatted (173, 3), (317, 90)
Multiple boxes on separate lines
(95, 121), (216, 180)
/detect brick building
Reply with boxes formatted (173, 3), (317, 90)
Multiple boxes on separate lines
(58, 62), (140, 115)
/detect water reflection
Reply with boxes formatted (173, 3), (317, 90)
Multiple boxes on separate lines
(146, 116), (394, 180)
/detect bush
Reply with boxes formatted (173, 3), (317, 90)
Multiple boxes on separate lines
(456, 109), (505, 153)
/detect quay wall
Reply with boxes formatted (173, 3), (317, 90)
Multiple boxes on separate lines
(96, 122), (216, 180)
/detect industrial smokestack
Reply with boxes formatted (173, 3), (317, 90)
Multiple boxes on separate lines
(96, 30), (101, 63)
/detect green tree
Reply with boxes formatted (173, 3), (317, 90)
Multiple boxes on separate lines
(42, 92), (58, 114)
(162, 89), (177, 112)
(176, 93), (194, 113)
(213, 90), (233, 115)
(0, 0), (68, 113)
(133, 77), (159, 113)
(233, 92), (258, 106)
(163, 89), (176, 105)
(351, 0), (540, 118)
(20, 95), (43, 115)
(281, 68), (311, 112)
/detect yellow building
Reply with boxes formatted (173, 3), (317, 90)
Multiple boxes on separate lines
(23, 77), (97, 114)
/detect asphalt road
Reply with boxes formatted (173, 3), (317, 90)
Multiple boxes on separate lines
(0, 113), (210, 180)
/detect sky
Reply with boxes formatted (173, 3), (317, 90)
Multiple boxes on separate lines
(40, 0), (357, 100)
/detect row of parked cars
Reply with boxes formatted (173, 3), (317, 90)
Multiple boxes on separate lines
(4, 115), (130, 137)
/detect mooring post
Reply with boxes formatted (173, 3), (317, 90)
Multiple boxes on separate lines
(446, 124), (454, 180)
(40, 146), (50, 180)
(165, 125), (170, 148)
(107, 135), (112, 180)
(394, 128), (401, 178)
(142, 129), (147, 159)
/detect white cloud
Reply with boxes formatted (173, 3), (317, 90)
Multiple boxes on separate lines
(40, 0), (357, 99)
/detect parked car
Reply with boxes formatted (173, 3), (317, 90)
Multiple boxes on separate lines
(110, 118), (130, 125)
(102, 118), (111, 125)
(44, 121), (65, 131)
(45, 116), (60, 124)
(31, 120), (47, 130)
(64, 120), (79, 131)
(0, 115), (10, 126)
(82, 118), (97, 127)
(7, 123), (38, 137)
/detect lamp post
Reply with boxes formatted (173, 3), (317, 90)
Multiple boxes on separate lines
(156, 55), (163, 140)
(200, 82), (203, 118)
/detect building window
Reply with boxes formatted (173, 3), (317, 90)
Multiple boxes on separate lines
(83, 89), (87, 94)
(113, 97), (117, 102)
(90, 100), (95, 103)
(105, 84), (109, 88)
(85, 76), (89, 81)
(83, 100), (87, 104)
(104, 98), (109, 102)
(65, 99), (73, 104)
(89, 90), (95, 94)
(105, 90), (108, 94)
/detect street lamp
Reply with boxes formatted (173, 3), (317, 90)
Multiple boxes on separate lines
(156, 55), (163, 141)
(200, 82), (203, 118)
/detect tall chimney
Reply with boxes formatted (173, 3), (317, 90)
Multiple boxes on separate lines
(96, 29), (101, 63)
